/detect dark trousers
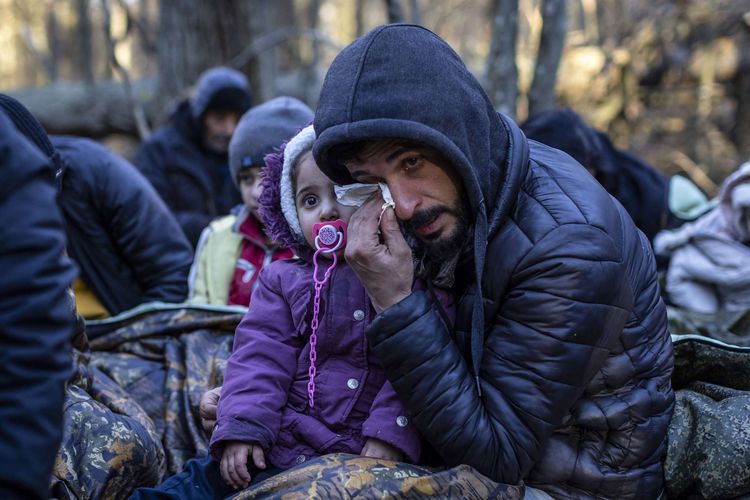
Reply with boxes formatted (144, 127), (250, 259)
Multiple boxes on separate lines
(129, 455), (281, 500)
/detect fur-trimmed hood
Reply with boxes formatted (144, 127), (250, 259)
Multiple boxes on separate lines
(258, 125), (316, 258)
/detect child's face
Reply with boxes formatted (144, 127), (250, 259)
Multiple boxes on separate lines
(238, 167), (264, 219)
(294, 151), (357, 254)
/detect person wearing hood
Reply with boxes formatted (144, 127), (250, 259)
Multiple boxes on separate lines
(312, 25), (674, 499)
(187, 97), (311, 306)
(0, 106), (76, 499)
(521, 108), (671, 242)
(654, 161), (750, 313)
(135, 66), (252, 246)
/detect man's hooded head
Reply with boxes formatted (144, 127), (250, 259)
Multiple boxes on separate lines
(190, 66), (252, 154)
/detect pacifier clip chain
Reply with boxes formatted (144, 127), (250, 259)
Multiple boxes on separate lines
(307, 221), (346, 408)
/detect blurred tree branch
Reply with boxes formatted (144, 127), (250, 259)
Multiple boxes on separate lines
(228, 27), (344, 70)
(100, 0), (150, 139)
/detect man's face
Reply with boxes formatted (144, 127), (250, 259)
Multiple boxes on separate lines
(237, 167), (264, 219)
(344, 142), (471, 259)
(202, 110), (241, 154)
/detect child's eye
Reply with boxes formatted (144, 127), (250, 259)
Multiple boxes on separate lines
(303, 195), (318, 208)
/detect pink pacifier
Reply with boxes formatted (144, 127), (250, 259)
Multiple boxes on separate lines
(312, 219), (347, 253)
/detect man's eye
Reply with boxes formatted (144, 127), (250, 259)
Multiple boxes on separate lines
(303, 195), (318, 207)
(404, 155), (422, 170)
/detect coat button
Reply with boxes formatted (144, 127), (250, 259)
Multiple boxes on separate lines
(353, 309), (365, 321)
(396, 416), (408, 427)
(347, 378), (359, 390)
(295, 455), (306, 464)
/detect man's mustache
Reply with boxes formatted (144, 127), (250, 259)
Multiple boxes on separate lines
(401, 207), (450, 237)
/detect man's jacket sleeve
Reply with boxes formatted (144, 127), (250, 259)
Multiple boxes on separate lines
(366, 223), (632, 484)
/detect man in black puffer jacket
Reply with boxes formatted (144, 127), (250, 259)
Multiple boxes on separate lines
(135, 67), (251, 246)
(52, 136), (194, 317)
(313, 25), (674, 499)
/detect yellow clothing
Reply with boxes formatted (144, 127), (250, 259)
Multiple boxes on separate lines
(188, 215), (243, 305)
(73, 277), (109, 319)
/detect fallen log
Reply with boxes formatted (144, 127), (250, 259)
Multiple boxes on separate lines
(4, 79), (162, 138)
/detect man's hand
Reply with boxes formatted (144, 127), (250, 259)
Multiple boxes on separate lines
(199, 386), (221, 435)
(220, 441), (266, 490)
(360, 437), (404, 462)
(345, 194), (413, 313)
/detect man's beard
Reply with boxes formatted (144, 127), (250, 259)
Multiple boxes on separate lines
(204, 135), (231, 154)
(401, 201), (471, 261)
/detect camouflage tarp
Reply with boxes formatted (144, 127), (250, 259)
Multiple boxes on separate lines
(50, 314), (167, 500)
(60, 303), (750, 499)
(86, 303), (244, 476)
(666, 334), (750, 499)
(229, 453), (523, 500)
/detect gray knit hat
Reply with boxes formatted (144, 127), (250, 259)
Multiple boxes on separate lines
(228, 96), (314, 188)
(189, 66), (251, 119)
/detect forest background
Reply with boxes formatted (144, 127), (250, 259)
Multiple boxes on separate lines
(1, 0), (748, 196)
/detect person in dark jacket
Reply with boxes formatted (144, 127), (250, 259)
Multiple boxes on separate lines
(51, 136), (194, 317)
(312, 25), (674, 499)
(135, 66), (252, 246)
(521, 108), (670, 241)
(0, 108), (76, 498)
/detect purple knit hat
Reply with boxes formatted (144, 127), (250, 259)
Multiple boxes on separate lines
(258, 125), (316, 257)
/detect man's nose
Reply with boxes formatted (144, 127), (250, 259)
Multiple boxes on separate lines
(222, 118), (237, 135)
(389, 183), (419, 221)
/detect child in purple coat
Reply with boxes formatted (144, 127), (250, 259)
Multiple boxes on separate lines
(210, 125), (454, 490)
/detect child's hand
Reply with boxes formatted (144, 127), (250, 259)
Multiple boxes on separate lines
(360, 437), (403, 462)
(220, 441), (266, 490)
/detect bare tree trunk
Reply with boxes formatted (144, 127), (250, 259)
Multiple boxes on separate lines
(356, 0), (365, 37)
(484, 0), (519, 117)
(580, 0), (599, 45)
(44, 0), (59, 82)
(157, 0), (253, 103)
(385, 0), (404, 23)
(248, 1), (278, 104)
(101, 0), (150, 138)
(409, 0), (422, 25)
(528, 0), (566, 117)
(76, 0), (94, 84)
(303, 0), (321, 105)
(732, 26), (750, 161)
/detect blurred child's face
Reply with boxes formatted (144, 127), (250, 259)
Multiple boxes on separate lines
(294, 151), (357, 255)
(238, 167), (264, 220)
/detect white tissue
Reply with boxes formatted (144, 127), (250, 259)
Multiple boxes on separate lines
(335, 182), (395, 210)
(335, 182), (395, 227)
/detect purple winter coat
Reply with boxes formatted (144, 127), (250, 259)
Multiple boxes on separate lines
(211, 257), (447, 467)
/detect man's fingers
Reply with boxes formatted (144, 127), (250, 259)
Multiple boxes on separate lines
(379, 208), (407, 250)
(251, 445), (266, 469)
